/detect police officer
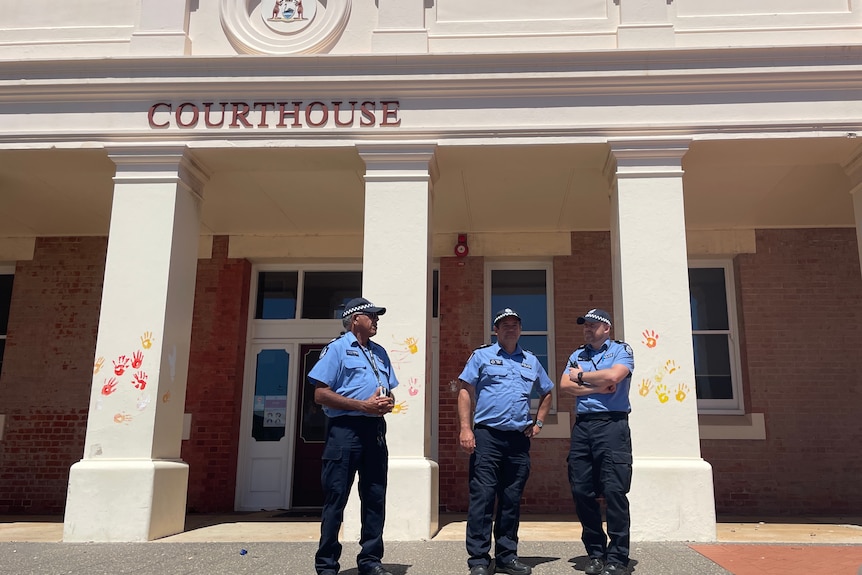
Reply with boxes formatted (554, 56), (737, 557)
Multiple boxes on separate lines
(560, 309), (635, 575)
(457, 308), (554, 575)
(309, 297), (398, 575)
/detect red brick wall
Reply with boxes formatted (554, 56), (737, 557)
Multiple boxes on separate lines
(438, 256), (486, 512)
(702, 228), (862, 516)
(0, 235), (251, 515)
(182, 236), (251, 513)
(0, 237), (106, 513)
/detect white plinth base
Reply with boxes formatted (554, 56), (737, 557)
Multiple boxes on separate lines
(343, 456), (439, 541)
(63, 459), (189, 542)
(630, 457), (717, 542)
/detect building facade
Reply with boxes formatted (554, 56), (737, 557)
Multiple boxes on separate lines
(1, 0), (861, 542)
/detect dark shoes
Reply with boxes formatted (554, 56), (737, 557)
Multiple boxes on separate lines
(362, 566), (393, 575)
(470, 566), (491, 575)
(600, 564), (628, 575)
(585, 557), (605, 575)
(495, 558), (532, 575)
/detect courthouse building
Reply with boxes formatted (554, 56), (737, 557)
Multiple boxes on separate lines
(1, 0), (861, 542)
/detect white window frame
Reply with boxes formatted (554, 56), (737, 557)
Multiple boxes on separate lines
(484, 261), (557, 414)
(689, 259), (745, 415)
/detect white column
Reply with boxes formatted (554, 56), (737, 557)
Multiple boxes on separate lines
(617, 0), (674, 48)
(64, 147), (208, 542)
(842, 146), (862, 277)
(372, 0), (428, 54)
(607, 139), (716, 542)
(130, 0), (192, 55)
(343, 144), (439, 541)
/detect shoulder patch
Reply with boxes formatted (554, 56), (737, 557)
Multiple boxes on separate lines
(319, 334), (344, 359)
(615, 340), (634, 356)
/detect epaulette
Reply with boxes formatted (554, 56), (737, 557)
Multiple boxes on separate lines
(576, 344), (587, 351)
(522, 348), (535, 356)
(473, 343), (493, 351)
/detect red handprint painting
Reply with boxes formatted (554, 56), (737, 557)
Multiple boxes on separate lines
(132, 371), (148, 390)
(113, 355), (131, 376)
(131, 350), (144, 369)
(101, 377), (119, 396)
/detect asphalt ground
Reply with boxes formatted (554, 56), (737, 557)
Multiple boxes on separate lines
(0, 539), (733, 575)
(2, 514), (860, 575)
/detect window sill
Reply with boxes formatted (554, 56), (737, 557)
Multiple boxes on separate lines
(698, 413), (765, 440)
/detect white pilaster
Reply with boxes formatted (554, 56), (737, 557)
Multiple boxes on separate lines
(342, 144), (439, 541)
(64, 147), (208, 542)
(607, 139), (716, 542)
(372, 0), (429, 54)
(617, 0), (674, 48)
(841, 145), (862, 278)
(130, 0), (192, 55)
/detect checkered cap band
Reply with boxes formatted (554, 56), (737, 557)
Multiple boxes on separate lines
(342, 302), (374, 317)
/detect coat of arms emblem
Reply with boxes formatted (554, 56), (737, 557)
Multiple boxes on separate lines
(268, 0), (307, 21)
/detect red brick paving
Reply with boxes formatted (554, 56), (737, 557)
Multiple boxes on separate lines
(690, 544), (862, 575)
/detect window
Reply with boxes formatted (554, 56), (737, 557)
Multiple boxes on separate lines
(255, 271), (298, 319)
(689, 261), (744, 413)
(0, 269), (13, 375)
(254, 270), (361, 320)
(486, 263), (555, 409)
(254, 268), (438, 320)
(301, 271), (362, 319)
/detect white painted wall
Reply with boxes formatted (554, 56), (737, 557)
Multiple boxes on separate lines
(2, 0), (861, 59)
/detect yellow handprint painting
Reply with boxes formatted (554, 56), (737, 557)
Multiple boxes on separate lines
(638, 378), (653, 397)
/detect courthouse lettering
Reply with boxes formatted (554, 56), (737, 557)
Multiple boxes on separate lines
(148, 100), (401, 129)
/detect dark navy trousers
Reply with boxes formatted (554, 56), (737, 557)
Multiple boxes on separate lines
(466, 425), (531, 569)
(315, 415), (388, 575)
(567, 415), (633, 567)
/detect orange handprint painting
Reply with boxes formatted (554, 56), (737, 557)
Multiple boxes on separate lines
(641, 329), (659, 348)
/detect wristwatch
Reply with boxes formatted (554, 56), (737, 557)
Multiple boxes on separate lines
(577, 371), (585, 384)
(535, 420), (544, 429)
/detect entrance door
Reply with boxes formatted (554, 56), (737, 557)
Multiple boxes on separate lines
(237, 345), (293, 511)
(291, 344), (327, 507)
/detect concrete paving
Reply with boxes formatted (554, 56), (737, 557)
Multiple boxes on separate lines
(0, 513), (860, 575)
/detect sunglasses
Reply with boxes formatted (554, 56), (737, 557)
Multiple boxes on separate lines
(360, 312), (379, 320)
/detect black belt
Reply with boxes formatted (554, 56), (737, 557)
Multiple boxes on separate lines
(474, 423), (525, 433)
(577, 411), (628, 422)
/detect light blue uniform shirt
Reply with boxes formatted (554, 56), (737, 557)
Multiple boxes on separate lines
(564, 339), (635, 415)
(459, 342), (555, 432)
(308, 332), (399, 418)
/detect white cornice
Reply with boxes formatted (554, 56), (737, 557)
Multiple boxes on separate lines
(1, 45), (862, 101)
